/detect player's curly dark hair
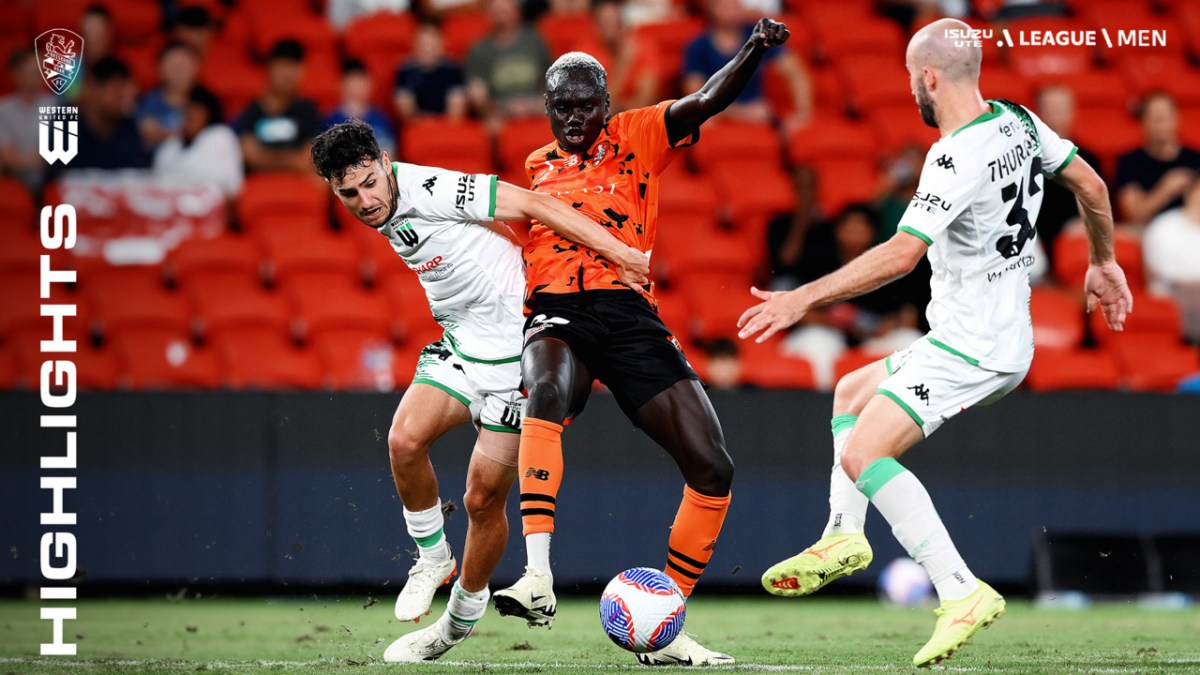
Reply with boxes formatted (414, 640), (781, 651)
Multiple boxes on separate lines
(311, 118), (381, 183)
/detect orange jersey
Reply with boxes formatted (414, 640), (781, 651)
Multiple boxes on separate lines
(522, 101), (695, 304)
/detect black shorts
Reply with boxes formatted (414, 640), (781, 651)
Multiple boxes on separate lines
(523, 290), (700, 417)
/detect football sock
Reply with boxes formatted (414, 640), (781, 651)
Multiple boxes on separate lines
(518, 418), (564, 537)
(440, 581), (488, 641)
(856, 458), (979, 602)
(527, 532), (552, 578)
(823, 414), (869, 537)
(404, 500), (449, 562)
(665, 485), (731, 598)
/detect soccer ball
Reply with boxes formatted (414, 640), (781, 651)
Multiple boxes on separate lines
(877, 557), (934, 607)
(599, 567), (686, 653)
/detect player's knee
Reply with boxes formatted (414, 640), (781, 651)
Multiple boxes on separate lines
(463, 480), (505, 519)
(839, 446), (871, 483)
(687, 448), (734, 496)
(524, 378), (570, 422)
(833, 366), (876, 416)
(387, 420), (429, 466)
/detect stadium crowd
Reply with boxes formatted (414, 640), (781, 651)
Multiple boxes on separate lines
(1, 0), (1198, 392)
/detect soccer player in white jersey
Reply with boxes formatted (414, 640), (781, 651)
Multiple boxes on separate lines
(311, 119), (649, 662)
(738, 18), (1133, 668)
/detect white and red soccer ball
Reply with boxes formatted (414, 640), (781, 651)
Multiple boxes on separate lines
(599, 567), (686, 653)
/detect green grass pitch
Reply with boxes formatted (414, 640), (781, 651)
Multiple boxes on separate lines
(2, 595), (1198, 673)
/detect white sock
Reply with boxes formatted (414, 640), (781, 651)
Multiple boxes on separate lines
(440, 581), (489, 641)
(823, 415), (869, 537)
(856, 458), (979, 602)
(404, 501), (449, 561)
(527, 532), (552, 578)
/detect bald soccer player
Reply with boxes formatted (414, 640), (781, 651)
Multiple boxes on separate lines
(740, 18), (1133, 667)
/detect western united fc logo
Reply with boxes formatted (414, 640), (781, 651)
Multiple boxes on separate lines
(35, 30), (84, 95)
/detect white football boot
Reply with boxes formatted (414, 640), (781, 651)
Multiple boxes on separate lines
(383, 620), (470, 663)
(492, 566), (557, 627)
(636, 632), (735, 666)
(394, 549), (457, 622)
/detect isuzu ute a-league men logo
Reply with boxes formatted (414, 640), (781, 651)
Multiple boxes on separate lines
(36, 29), (83, 95)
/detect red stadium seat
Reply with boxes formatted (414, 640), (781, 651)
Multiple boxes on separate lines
(1080, 3), (1181, 65)
(298, 50), (342, 112)
(213, 327), (323, 389)
(1181, 104), (1200, 151)
(1109, 333), (1199, 392)
(537, 12), (599, 58)
(116, 327), (222, 389)
(1089, 293), (1182, 346)
(837, 55), (913, 112)
(655, 217), (757, 281)
(0, 177), (36, 232)
(813, 16), (904, 63)
(1025, 347), (1120, 390)
(0, 345), (17, 389)
(197, 39), (264, 119)
(633, 17), (706, 91)
(257, 228), (364, 286)
(187, 274), (292, 340)
(708, 159), (795, 236)
(1030, 286), (1085, 350)
(1034, 69), (1129, 109)
(0, 2), (32, 38)
(810, 157), (880, 216)
(235, 173), (330, 231)
(32, 0), (89, 35)
(496, 117), (553, 186)
(442, 11), (492, 62)
(165, 233), (264, 288)
(85, 266), (193, 338)
(865, 105), (940, 155)
(1117, 54), (1200, 106)
(834, 347), (889, 382)
(690, 120), (785, 168)
(787, 115), (876, 165)
(342, 11), (418, 79)
(1053, 229), (1144, 292)
(400, 117), (495, 175)
(110, 0), (162, 44)
(679, 272), (757, 342)
(312, 328), (398, 390)
(740, 340), (816, 389)
(249, 7), (338, 59)
(376, 269), (442, 346)
(801, 66), (850, 118)
(1068, 104), (1143, 185)
(283, 274), (394, 340)
(0, 231), (45, 275)
(979, 66), (1034, 104)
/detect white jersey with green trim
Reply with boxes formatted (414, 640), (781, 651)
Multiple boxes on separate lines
(378, 162), (525, 363)
(897, 99), (1078, 372)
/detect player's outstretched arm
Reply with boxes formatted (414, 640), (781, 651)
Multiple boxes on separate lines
(665, 18), (790, 143)
(492, 181), (650, 287)
(1054, 158), (1134, 331)
(737, 232), (927, 343)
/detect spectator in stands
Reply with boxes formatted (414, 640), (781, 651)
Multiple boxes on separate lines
(394, 21), (468, 121)
(779, 204), (927, 390)
(703, 338), (745, 390)
(1035, 84), (1101, 266)
(1143, 179), (1200, 344)
(0, 50), (58, 192)
(154, 85), (244, 198)
(1116, 92), (1200, 226)
(585, 0), (660, 112)
(170, 6), (218, 60)
(327, 0), (410, 31)
(60, 56), (151, 173)
(137, 42), (202, 150)
(63, 4), (115, 102)
(765, 165), (819, 290)
(236, 40), (321, 174)
(326, 58), (396, 156)
(682, 0), (811, 129)
(465, 0), (553, 132)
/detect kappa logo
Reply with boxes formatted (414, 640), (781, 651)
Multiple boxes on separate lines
(907, 383), (931, 405)
(932, 154), (957, 174)
(36, 30), (83, 95)
(422, 175), (437, 195)
(498, 403), (520, 430)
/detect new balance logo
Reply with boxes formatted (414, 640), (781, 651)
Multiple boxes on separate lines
(422, 175), (437, 195)
(524, 468), (550, 481)
(933, 154), (957, 174)
(908, 383), (931, 404)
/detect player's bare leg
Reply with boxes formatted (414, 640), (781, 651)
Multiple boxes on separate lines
(844, 394), (1004, 667)
(763, 359), (890, 596)
(496, 338), (591, 627)
(630, 380), (735, 666)
(387, 431), (519, 662)
(388, 384), (471, 622)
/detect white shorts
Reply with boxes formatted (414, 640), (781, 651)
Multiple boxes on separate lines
(877, 337), (1028, 437)
(411, 339), (525, 462)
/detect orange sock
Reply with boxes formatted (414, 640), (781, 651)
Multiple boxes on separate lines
(518, 417), (564, 537)
(665, 486), (731, 597)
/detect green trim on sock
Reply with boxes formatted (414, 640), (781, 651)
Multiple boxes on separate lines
(414, 529), (445, 549)
(855, 457), (908, 500)
(447, 612), (480, 626)
(877, 388), (924, 429)
(831, 414), (858, 438)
